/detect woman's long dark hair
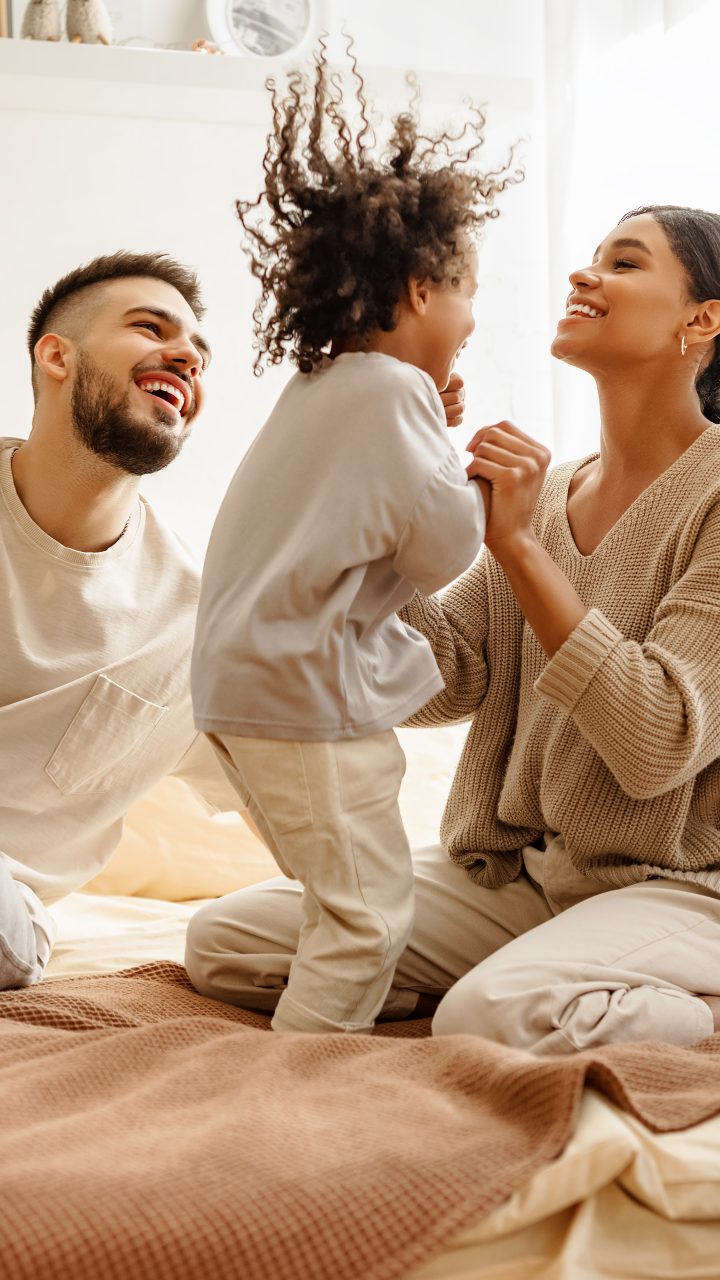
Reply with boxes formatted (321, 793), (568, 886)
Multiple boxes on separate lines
(622, 205), (720, 423)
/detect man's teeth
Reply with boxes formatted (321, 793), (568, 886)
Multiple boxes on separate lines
(567, 304), (603, 318)
(140, 380), (185, 410)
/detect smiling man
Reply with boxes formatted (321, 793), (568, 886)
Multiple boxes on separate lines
(0, 251), (240, 990)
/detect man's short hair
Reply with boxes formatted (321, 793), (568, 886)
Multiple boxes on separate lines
(27, 251), (205, 390)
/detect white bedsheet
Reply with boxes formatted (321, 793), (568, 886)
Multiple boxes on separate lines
(46, 892), (199, 978)
(413, 1090), (720, 1279)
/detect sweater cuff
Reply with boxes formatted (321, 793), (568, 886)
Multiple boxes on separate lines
(534, 608), (623, 712)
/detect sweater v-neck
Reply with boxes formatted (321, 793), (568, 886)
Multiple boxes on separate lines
(559, 426), (720, 561)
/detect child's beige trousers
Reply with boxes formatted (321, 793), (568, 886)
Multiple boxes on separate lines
(197, 729), (413, 1033)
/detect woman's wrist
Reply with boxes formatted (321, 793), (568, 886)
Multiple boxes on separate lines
(492, 533), (587, 658)
(486, 528), (539, 569)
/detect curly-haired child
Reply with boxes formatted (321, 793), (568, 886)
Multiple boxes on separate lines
(190, 43), (522, 1033)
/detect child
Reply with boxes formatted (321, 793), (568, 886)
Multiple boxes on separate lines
(190, 43), (521, 1033)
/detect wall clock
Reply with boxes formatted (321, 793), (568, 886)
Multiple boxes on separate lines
(206, 0), (326, 58)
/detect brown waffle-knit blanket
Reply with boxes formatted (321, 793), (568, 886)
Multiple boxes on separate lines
(1, 961), (720, 1280)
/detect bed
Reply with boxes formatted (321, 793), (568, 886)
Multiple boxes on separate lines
(2, 726), (719, 1280)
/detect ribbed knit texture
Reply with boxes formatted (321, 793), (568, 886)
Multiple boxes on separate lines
(402, 427), (720, 893)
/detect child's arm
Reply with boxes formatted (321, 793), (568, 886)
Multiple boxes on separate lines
(393, 450), (486, 598)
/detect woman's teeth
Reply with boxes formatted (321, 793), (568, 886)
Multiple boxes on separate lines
(566, 304), (603, 318)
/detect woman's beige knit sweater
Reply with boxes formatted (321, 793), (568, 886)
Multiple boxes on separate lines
(401, 427), (720, 893)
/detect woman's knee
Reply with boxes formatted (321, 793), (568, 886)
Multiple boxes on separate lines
(431, 970), (508, 1040)
(431, 956), (670, 1056)
(431, 955), (554, 1049)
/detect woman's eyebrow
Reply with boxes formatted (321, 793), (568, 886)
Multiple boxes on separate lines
(592, 237), (653, 262)
(123, 306), (212, 364)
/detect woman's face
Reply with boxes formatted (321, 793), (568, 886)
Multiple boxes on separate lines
(551, 213), (691, 373)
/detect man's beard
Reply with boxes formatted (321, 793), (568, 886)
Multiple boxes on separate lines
(71, 350), (191, 476)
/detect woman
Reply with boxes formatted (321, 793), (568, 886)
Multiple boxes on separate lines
(186, 204), (720, 1053)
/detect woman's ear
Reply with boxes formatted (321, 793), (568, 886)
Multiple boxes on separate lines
(407, 278), (431, 316)
(685, 299), (720, 349)
(34, 333), (73, 386)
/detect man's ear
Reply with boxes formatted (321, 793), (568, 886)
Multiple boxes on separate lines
(34, 333), (73, 386)
(407, 278), (431, 316)
(685, 299), (720, 350)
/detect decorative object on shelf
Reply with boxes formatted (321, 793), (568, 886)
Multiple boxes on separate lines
(66, 0), (112, 44)
(191, 37), (223, 55)
(20, 0), (61, 40)
(205, 0), (324, 58)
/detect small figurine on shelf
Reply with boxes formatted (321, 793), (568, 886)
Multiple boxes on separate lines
(20, 0), (61, 41)
(191, 39), (223, 55)
(66, 0), (113, 44)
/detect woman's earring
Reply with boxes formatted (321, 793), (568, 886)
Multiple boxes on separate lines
(681, 335), (687, 356)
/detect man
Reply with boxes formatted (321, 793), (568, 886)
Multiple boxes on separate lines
(0, 251), (240, 990)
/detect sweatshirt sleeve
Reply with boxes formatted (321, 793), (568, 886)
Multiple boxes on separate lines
(399, 555), (490, 725)
(393, 451), (486, 595)
(535, 503), (720, 800)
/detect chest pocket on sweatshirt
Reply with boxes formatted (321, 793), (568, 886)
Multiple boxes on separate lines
(45, 674), (167, 796)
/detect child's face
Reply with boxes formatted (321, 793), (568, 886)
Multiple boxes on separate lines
(421, 247), (478, 391)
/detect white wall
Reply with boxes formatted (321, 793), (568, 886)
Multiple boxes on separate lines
(544, 0), (720, 461)
(1, 39), (286, 552)
(0, 0), (548, 555)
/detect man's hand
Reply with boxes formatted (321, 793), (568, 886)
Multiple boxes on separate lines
(440, 371), (466, 427)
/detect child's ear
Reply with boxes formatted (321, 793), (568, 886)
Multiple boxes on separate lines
(407, 278), (431, 316)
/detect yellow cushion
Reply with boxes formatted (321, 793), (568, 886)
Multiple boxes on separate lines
(83, 775), (277, 901)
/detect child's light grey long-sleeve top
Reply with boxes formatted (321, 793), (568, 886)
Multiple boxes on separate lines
(192, 352), (485, 741)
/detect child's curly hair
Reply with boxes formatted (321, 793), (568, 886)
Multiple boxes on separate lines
(237, 39), (524, 374)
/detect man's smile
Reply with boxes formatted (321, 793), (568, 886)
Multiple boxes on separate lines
(134, 369), (192, 420)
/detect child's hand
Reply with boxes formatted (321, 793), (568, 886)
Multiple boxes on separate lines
(465, 421), (551, 557)
(440, 372), (465, 427)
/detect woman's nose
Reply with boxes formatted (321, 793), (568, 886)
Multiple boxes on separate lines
(568, 266), (601, 289)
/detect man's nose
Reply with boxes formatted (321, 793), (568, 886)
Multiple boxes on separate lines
(164, 340), (203, 377)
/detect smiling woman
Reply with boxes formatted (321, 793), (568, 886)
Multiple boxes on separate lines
(187, 202), (720, 1056)
(552, 209), (720, 428)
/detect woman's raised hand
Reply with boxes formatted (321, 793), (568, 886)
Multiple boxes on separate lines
(465, 421), (551, 558)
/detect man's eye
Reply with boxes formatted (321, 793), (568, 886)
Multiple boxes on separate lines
(135, 321), (160, 334)
(614, 259), (637, 270)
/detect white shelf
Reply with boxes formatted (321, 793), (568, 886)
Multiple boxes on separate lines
(0, 37), (274, 123)
(0, 37), (532, 126)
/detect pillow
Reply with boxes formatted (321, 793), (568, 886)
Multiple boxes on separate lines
(83, 775), (277, 901)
